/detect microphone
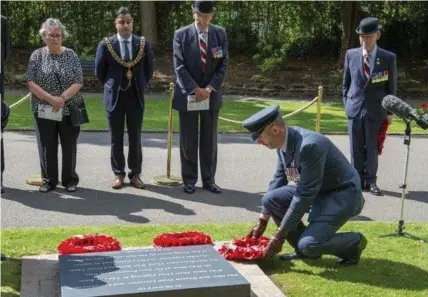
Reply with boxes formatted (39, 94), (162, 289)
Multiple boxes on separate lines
(382, 95), (428, 130)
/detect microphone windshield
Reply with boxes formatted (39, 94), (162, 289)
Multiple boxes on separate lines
(382, 95), (412, 119)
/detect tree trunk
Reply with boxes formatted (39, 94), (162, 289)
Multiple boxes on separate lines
(139, 1), (157, 46)
(338, 1), (360, 69)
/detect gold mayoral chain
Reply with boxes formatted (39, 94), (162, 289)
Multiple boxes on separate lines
(104, 36), (146, 80)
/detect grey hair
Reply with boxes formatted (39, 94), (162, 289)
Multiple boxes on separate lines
(39, 18), (69, 40)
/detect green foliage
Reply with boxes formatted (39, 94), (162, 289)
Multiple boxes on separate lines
(1, 0), (427, 63)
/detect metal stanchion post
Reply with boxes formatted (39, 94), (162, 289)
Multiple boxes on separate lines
(316, 86), (323, 133)
(152, 83), (183, 186)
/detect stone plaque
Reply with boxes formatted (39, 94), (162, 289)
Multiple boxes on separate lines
(59, 245), (251, 297)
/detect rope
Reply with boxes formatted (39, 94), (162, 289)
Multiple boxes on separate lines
(218, 96), (319, 125)
(9, 92), (31, 109)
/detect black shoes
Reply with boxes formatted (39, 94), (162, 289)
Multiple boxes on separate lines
(202, 183), (221, 194)
(369, 183), (382, 196)
(337, 233), (368, 265)
(183, 184), (196, 194)
(183, 183), (222, 194)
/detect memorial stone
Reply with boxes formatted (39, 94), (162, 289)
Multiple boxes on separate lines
(59, 245), (251, 297)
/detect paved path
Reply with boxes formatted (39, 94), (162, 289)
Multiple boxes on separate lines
(1, 131), (427, 228)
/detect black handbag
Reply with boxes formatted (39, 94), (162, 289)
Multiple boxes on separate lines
(68, 100), (90, 127)
(54, 72), (89, 127)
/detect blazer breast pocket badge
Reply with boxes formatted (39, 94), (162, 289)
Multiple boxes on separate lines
(372, 70), (389, 83)
(212, 46), (223, 59)
(285, 167), (300, 183)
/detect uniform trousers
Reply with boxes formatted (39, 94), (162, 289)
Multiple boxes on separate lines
(261, 185), (361, 258)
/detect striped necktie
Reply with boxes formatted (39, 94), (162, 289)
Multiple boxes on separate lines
(199, 31), (207, 71)
(364, 53), (370, 80)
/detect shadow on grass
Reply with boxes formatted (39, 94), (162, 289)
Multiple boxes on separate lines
(1, 257), (21, 297)
(259, 256), (428, 291)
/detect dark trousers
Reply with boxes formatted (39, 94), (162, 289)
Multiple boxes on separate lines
(348, 109), (383, 184)
(179, 110), (219, 185)
(261, 186), (361, 258)
(107, 87), (143, 179)
(34, 114), (80, 188)
(1, 135), (4, 187)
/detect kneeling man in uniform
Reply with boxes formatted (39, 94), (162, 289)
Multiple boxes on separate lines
(243, 105), (367, 265)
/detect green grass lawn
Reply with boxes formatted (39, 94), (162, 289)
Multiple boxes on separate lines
(2, 222), (428, 297)
(4, 95), (428, 134)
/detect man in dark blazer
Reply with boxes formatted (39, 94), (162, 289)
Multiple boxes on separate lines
(1, 14), (10, 262)
(95, 7), (153, 190)
(1, 15), (11, 194)
(342, 17), (397, 196)
(172, 1), (229, 195)
(243, 105), (367, 265)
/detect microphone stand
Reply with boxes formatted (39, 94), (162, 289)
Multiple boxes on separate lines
(378, 120), (427, 242)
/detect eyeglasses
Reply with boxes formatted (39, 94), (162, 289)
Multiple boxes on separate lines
(46, 34), (62, 40)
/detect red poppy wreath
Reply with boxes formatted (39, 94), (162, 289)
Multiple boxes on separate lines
(218, 236), (270, 260)
(57, 234), (121, 255)
(153, 231), (213, 247)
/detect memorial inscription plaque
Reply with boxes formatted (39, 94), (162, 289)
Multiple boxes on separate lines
(59, 245), (251, 297)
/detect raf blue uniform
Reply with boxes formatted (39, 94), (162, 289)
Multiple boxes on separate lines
(342, 17), (397, 194)
(172, 1), (229, 193)
(243, 105), (367, 261)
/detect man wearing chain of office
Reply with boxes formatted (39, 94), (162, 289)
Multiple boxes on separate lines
(95, 7), (153, 190)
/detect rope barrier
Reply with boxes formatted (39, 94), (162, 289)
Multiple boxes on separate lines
(218, 86), (324, 132)
(219, 96), (318, 124)
(9, 92), (31, 109)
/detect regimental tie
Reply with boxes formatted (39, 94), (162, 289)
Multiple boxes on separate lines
(199, 31), (207, 71)
(364, 53), (370, 80)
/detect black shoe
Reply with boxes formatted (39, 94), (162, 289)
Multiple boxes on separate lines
(361, 180), (369, 191)
(279, 252), (321, 261)
(202, 183), (221, 194)
(1, 254), (6, 261)
(337, 233), (367, 265)
(183, 184), (195, 194)
(39, 183), (55, 193)
(1, 187), (4, 194)
(369, 183), (382, 196)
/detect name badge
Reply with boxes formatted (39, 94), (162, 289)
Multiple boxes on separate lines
(212, 46), (223, 59)
(187, 95), (209, 111)
(372, 70), (389, 83)
(285, 167), (300, 183)
(38, 104), (63, 121)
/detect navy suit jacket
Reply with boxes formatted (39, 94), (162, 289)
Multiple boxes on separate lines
(172, 23), (229, 111)
(95, 35), (153, 112)
(1, 15), (10, 130)
(268, 127), (365, 233)
(342, 46), (397, 121)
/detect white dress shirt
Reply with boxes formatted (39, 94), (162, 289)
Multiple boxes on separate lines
(117, 33), (133, 60)
(195, 23), (208, 48)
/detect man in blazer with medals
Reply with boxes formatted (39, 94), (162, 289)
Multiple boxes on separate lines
(95, 7), (153, 190)
(342, 17), (397, 196)
(243, 105), (367, 265)
(172, 1), (229, 195)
